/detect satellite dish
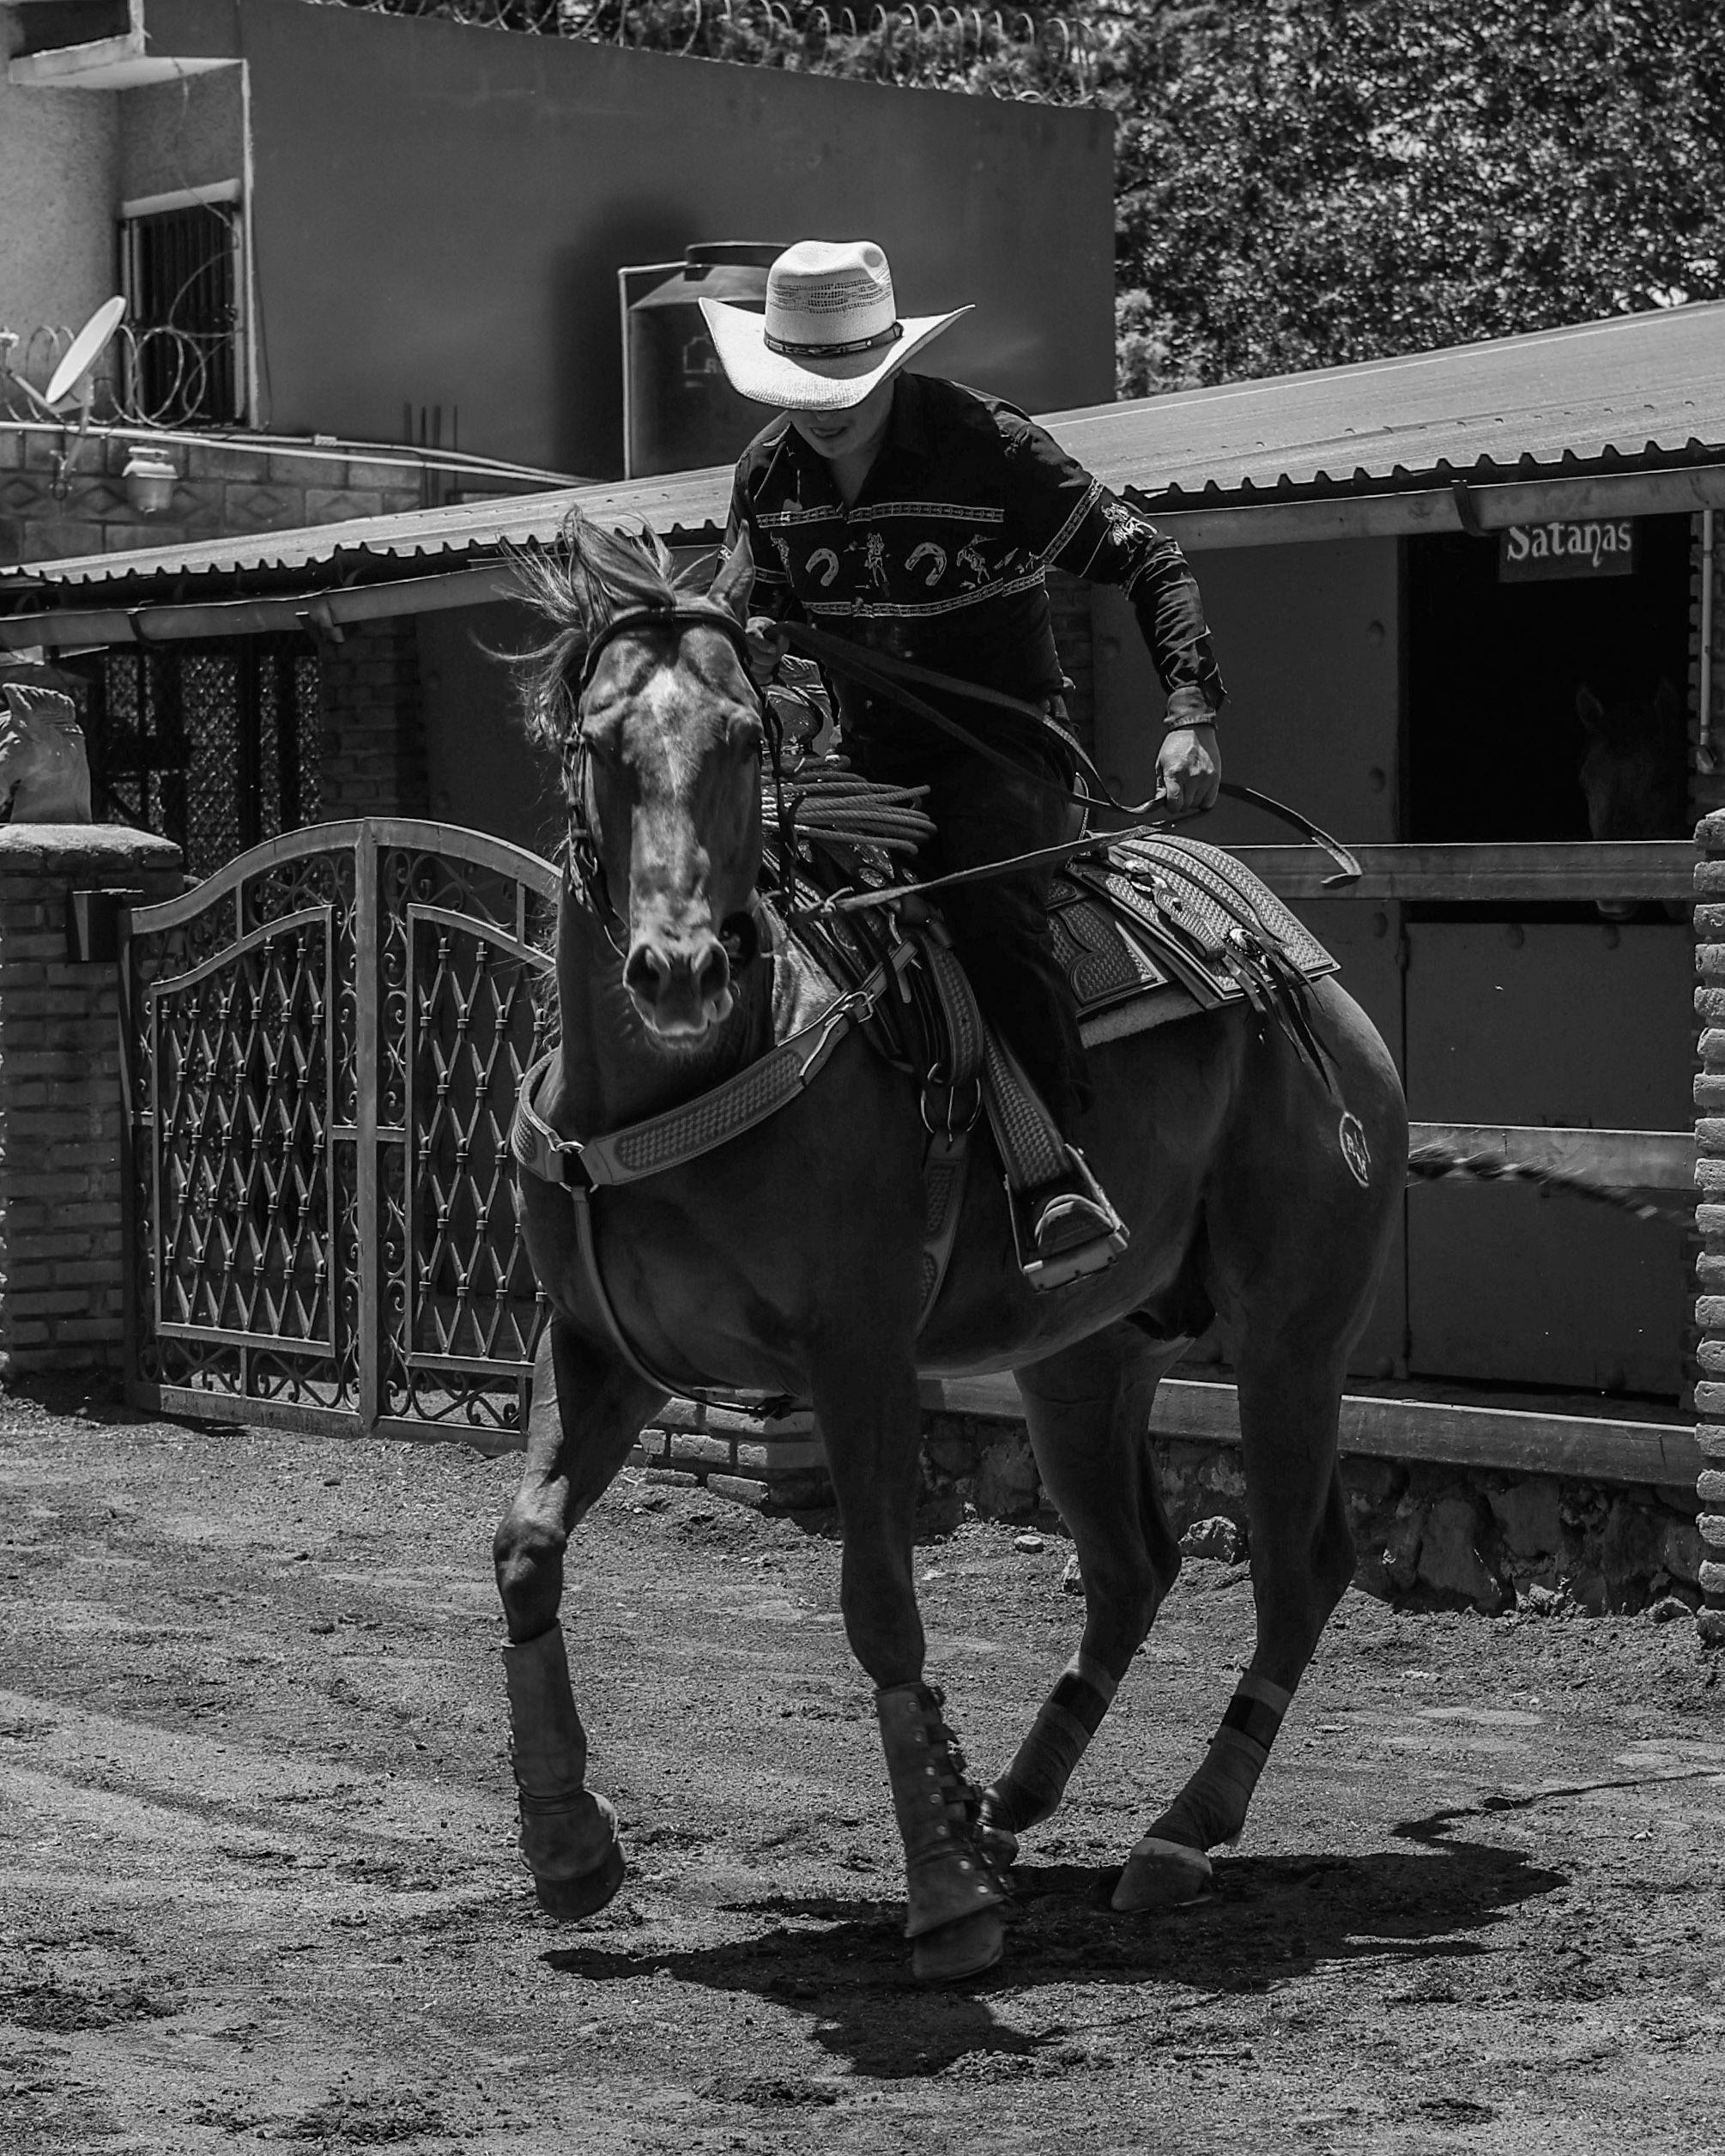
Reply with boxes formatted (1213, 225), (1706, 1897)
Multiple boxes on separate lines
(45, 295), (126, 412)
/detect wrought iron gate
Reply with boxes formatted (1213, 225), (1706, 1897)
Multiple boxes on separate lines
(124, 821), (560, 1444)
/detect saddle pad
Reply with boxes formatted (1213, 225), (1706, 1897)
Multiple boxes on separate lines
(1052, 835), (1336, 1048)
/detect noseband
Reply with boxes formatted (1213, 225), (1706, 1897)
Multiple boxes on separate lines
(564, 603), (763, 961)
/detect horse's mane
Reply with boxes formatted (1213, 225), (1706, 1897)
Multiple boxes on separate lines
(508, 514), (710, 755)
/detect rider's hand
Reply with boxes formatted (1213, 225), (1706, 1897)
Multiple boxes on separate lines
(1158, 723), (1220, 815)
(744, 615), (788, 689)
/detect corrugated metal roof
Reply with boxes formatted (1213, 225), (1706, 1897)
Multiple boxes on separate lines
(10, 300), (1725, 595)
(1054, 296), (1725, 502)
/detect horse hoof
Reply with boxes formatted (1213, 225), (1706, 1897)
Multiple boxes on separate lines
(975, 1820), (1020, 1870)
(911, 1907), (1006, 1983)
(532, 1839), (626, 1921)
(1111, 1835), (1213, 1913)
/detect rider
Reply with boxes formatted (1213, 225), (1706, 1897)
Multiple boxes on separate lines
(705, 239), (1226, 1278)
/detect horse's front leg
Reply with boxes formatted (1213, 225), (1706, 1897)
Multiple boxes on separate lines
(814, 1347), (1007, 1983)
(493, 1315), (664, 1917)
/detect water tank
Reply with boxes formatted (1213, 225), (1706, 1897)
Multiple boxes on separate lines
(623, 242), (784, 480)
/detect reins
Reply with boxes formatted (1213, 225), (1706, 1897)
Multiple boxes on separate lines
(777, 620), (1364, 889)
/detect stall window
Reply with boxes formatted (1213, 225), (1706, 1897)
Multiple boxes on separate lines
(1404, 513), (1692, 852)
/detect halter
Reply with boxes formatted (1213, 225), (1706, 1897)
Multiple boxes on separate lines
(563, 602), (766, 959)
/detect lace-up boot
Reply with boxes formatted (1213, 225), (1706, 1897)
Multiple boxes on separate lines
(874, 1681), (1007, 1980)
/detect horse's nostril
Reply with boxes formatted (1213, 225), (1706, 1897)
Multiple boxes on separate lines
(694, 944), (731, 1006)
(623, 942), (669, 999)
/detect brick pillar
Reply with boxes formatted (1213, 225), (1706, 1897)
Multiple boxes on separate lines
(0, 827), (183, 1378)
(318, 618), (429, 821)
(1692, 808), (1725, 1643)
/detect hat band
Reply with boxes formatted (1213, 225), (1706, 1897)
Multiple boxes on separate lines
(763, 319), (905, 360)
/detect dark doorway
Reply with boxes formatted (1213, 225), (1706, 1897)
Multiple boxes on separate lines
(1405, 514), (1692, 845)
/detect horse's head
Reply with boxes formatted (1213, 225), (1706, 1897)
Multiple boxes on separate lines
(516, 518), (764, 1043)
(1577, 678), (1688, 920)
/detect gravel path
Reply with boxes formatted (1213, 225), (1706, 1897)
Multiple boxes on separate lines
(2, 1384), (1722, 2154)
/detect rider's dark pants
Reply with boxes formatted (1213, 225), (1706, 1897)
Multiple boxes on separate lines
(849, 729), (1092, 1138)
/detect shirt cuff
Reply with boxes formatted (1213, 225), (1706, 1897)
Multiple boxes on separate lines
(1162, 687), (1220, 730)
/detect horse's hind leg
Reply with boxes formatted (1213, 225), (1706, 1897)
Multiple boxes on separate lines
(493, 1317), (664, 1918)
(1112, 1343), (1353, 1911)
(979, 1323), (1185, 1856)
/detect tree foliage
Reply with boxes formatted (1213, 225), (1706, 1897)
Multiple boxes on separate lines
(1107, 1), (1725, 391)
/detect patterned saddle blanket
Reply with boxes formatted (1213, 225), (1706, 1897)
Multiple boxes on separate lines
(1049, 833), (1337, 1048)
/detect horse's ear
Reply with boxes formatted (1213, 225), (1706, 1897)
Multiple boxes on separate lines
(708, 530), (755, 623)
(1577, 686), (1604, 735)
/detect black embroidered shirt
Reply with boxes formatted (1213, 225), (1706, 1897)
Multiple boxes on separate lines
(723, 372), (1226, 747)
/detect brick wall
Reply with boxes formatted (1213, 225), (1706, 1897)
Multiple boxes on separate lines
(318, 619), (429, 821)
(0, 825), (183, 1377)
(1690, 807), (1725, 1644)
(0, 427), (425, 567)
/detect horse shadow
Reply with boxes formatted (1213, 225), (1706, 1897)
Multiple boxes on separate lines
(539, 1798), (1566, 2080)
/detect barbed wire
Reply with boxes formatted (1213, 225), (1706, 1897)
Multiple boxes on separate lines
(306, 0), (1130, 100)
(0, 324), (236, 430)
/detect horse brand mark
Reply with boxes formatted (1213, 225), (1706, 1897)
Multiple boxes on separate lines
(1338, 1111), (1371, 1187)
(1498, 518), (1637, 583)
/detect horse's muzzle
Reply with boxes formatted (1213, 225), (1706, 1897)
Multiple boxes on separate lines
(622, 933), (734, 1038)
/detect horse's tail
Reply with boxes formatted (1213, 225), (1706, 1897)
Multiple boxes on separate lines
(1405, 1142), (1688, 1224)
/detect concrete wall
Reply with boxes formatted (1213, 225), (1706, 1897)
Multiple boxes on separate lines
(118, 61), (243, 203)
(0, 9), (119, 335)
(141, 0), (1115, 475)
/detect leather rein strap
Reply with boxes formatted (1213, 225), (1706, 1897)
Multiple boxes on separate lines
(778, 618), (1361, 887)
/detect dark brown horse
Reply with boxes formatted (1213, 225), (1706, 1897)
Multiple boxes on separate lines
(492, 520), (1407, 1981)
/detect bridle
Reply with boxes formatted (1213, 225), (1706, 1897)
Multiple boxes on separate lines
(562, 601), (766, 967)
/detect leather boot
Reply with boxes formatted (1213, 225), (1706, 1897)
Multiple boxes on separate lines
(875, 1681), (1007, 1981)
(501, 1626), (624, 1918)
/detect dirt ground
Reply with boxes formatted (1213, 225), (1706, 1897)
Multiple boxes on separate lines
(2, 1383), (1722, 2156)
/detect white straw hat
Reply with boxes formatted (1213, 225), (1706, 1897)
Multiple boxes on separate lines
(699, 239), (971, 412)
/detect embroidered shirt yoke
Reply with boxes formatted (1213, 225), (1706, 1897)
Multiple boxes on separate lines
(724, 372), (1226, 744)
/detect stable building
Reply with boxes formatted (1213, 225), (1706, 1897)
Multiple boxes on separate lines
(3, 300), (1722, 1417)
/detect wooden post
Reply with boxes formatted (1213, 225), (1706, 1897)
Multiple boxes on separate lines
(1692, 809), (1725, 1643)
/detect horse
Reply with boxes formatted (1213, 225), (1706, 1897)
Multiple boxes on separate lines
(0, 675), (93, 822)
(491, 518), (1407, 1982)
(1577, 677), (1688, 921)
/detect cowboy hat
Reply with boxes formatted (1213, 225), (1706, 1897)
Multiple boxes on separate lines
(699, 239), (971, 412)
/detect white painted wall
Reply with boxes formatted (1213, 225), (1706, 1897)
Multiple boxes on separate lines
(0, 9), (121, 340)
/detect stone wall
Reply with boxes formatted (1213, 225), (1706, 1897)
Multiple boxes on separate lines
(0, 825), (184, 1377)
(0, 427), (425, 568)
(1690, 808), (1725, 1643)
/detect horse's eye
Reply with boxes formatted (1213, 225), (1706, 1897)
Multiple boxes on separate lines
(732, 720), (764, 758)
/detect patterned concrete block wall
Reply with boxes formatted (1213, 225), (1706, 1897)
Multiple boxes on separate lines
(318, 620), (430, 822)
(1692, 808), (1725, 1643)
(0, 826), (183, 1377)
(0, 427), (426, 567)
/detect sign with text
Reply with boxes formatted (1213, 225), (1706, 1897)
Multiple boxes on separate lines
(1498, 518), (1638, 582)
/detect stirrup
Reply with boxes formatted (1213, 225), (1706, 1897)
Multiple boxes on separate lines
(1010, 1147), (1129, 1291)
